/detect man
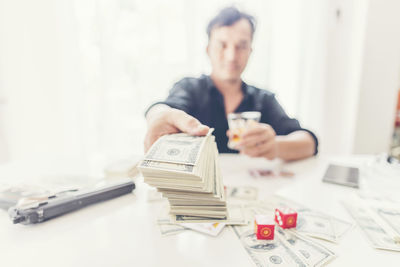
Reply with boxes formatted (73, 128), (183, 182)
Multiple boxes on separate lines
(144, 7), (318, 161)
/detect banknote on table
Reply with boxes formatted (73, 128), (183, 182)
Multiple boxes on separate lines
(277, 228), (336, 266)
(357, 193), (400, 244)
(157, 205), (226, 236)
(157, 219), (225, 237)
(158, 221), (189, 236)
(260, 195), (352, 243)
(139, 129), (231, 223)
(231, 219), (336, 266)
(157, 207), (189, 236)
(181, 222), (225, 237)
(342, 195), (400, 251)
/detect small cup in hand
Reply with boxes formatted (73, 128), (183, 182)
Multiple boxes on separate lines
(227, 111), (261, 150)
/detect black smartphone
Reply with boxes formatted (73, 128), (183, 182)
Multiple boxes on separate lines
(322, 164), (359, 188)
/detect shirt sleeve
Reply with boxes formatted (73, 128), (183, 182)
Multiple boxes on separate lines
(261, 94), (319, 155)
(145, 78), (196, 117)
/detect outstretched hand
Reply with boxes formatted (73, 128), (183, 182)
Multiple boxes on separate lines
(144, 108), (209, 152)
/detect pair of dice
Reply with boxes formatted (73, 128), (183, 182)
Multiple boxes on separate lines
(254, 207), (297, 240)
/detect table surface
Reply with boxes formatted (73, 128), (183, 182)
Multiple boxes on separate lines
(0, 154), (399, 267)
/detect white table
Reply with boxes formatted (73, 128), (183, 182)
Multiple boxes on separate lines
(0, 154), (399, 267)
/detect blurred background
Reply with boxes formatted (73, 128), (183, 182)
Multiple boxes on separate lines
(0, 0), (400, 165)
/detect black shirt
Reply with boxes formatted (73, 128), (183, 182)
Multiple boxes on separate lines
(147, 75), (318, 154)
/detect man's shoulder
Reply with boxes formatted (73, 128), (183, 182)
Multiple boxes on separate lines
(174, 75), (210, 91)
(245, 83), (275, 99)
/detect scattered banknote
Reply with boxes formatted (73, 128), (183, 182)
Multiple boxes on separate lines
(158, 222), (189, 236)
(157, 205), (226, 237)
(181, 222), (225, 237)
(245, 196), (352, 243)
(232, 225), (307, 267)
(343, 195), (400, 251)
(277, 228), (336, 266)
(231, 215), (336, 267)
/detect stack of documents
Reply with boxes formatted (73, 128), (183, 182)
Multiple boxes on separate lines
(138, 129), (228, 222)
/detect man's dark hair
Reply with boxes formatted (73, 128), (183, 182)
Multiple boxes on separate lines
(206, 7), (256, 39)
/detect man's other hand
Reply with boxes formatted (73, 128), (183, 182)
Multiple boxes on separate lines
(228, 123), (277, 160)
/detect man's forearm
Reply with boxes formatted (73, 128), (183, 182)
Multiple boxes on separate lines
(275, 131), (316, 161)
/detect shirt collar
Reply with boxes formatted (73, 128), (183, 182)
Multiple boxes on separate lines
(204, 74), (249, 95)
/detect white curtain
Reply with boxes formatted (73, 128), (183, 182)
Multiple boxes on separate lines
(71, 0), (277, 159)
(1, 0), (368, 163)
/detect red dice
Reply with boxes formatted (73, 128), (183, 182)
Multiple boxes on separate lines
(254, 215), (275, 240)
(275, 207), (297, 229)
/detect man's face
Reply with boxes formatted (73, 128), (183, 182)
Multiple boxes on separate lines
(207, 18), (253, 82)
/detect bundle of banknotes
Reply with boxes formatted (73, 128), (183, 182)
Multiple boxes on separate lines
(138, 129), (230, 222)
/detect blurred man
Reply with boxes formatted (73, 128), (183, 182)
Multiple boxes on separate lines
(144, 7), (317, 161)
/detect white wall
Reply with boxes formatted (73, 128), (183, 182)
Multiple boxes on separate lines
(0, 1), (91, 162)
(304, 0), (400, 155)
(352, 0), (400, 154)
(318, 0), (368, 154)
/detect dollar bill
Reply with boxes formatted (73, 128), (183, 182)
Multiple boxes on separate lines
(157, 206), (226, 237)
(231, 203), (336, 267)
(144, 132), (209, 165)
(158, 222), (189, 236)
(181, 222), (225, 237)
(231, 225), (308, 267)
(296, 211), (336, 242)
(356, 193), (400, 242)
(343, 201), (400, 251)
(262, 196), (352, 243)
(140, 160), (195, 174)
(278, 228), (336, 266)
(372, 207), (400, 238)
(157, 208), (189, 236)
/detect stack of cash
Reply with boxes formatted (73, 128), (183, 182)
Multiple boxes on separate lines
(138, 129), (227, 221)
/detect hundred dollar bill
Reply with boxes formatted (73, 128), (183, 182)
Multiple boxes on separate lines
(245, 200), (343, 243)
(158, 222), (189, 236)
(278, 228), (336, 266)
(181, 222), (225, 237)
(343, 201), (400, 252)
(356, 193), (400, 243)
(144, 129), (213, 165)
(296, 211), (337, 242)
(140, 160), (195, 174)
(157, 207), (225, 237)
(372, 206), (400, 239)
(231, 225), (308, 267)
(157, 207), (189, 236)
(232, 203), (336, 267)
(262, 196), (352, 243)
